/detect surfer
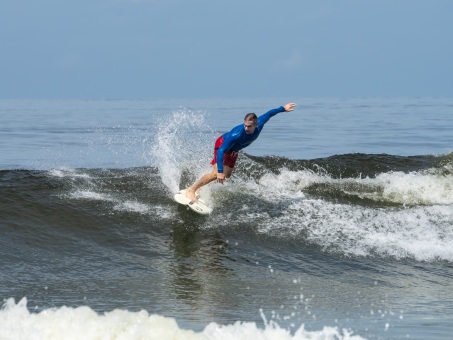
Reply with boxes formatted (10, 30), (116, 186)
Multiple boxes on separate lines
(186, 103), (297, 203)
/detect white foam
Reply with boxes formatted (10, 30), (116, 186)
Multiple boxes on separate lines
(258, 165), (453, 207)
(217, 168), (453, 262)
(48, 168), (91, 179)
(250, 197), (453, 261)
(251, 164), (453, 205)
(351, 170), (453, 205)
(70, 190), (114, 202)
(0, 298), (364, 340)
(151, 204), (179, 219)
(69, 189), (179, 219)
(113, 200), (150, 214)
(258, 167), (453, 206)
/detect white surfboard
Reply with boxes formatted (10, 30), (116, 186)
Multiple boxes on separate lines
(174, 189), (213, 215)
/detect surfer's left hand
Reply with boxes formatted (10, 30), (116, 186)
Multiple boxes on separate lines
(283, 103), (296, 112)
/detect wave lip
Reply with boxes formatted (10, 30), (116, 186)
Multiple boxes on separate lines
(244, 152), (453, 207)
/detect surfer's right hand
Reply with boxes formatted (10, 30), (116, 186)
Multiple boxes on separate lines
(217, 173), (226, 184)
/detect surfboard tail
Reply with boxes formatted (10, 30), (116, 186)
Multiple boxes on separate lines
(174, 189), (213, 215)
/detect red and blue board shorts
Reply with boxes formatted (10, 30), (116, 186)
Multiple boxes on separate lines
(210, 136), (239, 169)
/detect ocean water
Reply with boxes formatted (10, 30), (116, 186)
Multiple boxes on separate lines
(1, 97), (453, 339)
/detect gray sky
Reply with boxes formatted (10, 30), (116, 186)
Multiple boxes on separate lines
(1, 0), (452, 99)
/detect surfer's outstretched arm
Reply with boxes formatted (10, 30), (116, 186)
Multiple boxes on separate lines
(257, 103), (297, 126)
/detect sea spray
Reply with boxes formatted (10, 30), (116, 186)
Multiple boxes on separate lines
(151, 109), (215, 195)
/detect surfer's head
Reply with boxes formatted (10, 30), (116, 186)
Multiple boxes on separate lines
(244, 113), (258, 134)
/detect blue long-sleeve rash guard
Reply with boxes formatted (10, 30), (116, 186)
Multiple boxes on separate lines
(216, 106), (285, 173)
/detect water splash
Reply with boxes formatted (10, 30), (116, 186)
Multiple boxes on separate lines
(150, 108), (215, 195)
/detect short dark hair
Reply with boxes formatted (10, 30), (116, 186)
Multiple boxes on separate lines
(244, 113), (257, 122)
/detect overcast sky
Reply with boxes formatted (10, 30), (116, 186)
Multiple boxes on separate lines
(1, 0), (452, 99)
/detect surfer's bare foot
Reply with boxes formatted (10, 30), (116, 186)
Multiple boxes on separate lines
(186, 188), (198, 203)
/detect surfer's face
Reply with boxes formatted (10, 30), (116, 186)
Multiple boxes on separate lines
(244, 119), (258, 134)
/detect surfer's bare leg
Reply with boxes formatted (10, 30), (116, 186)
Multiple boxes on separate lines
(186, 165), (233, 203)
(186, 168), (217, 202)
